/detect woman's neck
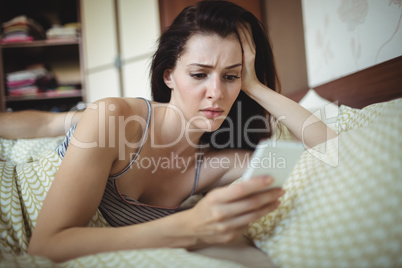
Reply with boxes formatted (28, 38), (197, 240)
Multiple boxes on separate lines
(151, 103), (204, 156)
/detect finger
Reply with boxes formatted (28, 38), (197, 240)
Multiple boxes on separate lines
(237, 23), (247, 48)
(215, 200), (281, 231)
(208, 176), (276, 204)
(218, 188), (285, 219)
(238, 23), (256, 55)
(207, 226), (247, 244)
(238, 25), (248, 53)
(243, 23), (256, 54)
(208, 188), (284, 222)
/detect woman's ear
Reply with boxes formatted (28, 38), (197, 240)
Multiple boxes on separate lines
(163, 69), (174, 89)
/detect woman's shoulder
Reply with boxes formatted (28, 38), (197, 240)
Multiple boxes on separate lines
(73, 97), (152, 144)
(88, 97), (151, 118)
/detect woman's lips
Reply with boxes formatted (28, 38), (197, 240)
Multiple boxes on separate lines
(200, 108), (224, 119)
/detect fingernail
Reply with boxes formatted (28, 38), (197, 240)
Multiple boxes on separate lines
(264, 177), (273, 184)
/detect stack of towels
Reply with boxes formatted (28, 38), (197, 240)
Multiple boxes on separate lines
(6, 66), (55, 97)
(46, 23), (79, 40)
(1, 15), (45, 44)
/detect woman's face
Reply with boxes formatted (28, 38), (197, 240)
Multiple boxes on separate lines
(164, 33), (242, 133)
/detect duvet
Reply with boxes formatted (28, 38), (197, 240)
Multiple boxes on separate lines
(1, 98), (401, 268)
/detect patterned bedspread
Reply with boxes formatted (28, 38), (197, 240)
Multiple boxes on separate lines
(1, 98), (401, 267)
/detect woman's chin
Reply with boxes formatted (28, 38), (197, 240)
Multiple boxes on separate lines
(190, 118), (225, 133)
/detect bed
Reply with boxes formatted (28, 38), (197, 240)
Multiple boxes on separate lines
(1, 56), (402, 267)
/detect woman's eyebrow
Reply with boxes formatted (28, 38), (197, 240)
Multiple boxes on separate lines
(226, 63), (242, 69)
(187, 63), (242, 69)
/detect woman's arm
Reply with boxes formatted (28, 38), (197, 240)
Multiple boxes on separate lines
(238, 24), (337, 148)
(0, 110), (83, 139)
(247, 86), (336, 148)
(29, 175), (282, 263)
(27, 99), (124, 261)
(28, 98), (283, 262)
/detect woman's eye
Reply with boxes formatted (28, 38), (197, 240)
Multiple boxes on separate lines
(190, 73), (207, 79)
(224, 75), (240, 81)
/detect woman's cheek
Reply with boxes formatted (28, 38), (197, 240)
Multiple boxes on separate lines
(230, 82), (242, 97)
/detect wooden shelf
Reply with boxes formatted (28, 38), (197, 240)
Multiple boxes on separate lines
(0, 0), (85, 112)
(6, 90), (82, 102)
(1, 38), (81, 48)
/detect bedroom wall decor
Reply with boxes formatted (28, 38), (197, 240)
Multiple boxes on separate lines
(302, 0), (402, 87)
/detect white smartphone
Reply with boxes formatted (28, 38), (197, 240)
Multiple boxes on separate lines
(241, 140), (305, 189)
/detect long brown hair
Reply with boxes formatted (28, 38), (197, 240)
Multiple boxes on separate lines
(150, 1), (280, 150)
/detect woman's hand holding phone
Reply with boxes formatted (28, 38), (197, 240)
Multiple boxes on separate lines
(185, 176), (284, 247)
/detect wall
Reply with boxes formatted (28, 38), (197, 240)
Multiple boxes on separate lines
(82, 0), (120, 102)
(302, 0), (402, 87)
(82, 0), (309, 99)
(82, 0), (402, 100)
(264, 0), (308, 95)
(81, 0), (160, 103)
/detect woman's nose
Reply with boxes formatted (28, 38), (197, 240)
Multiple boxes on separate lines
(206, 75), (223, 100)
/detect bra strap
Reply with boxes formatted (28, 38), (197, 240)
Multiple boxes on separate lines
(188, 147), (204, 197)
(110, 97), (151, 179)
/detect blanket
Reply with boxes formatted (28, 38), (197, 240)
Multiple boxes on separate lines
(1, 98), (401, 267)
(0, 146), (243, 267)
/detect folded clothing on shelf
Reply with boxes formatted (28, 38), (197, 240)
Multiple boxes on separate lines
(7, 86), (38, 97)
(1, 15), (46, 44)
(46, 23), (80, 39)
(6, 66), (56, 97)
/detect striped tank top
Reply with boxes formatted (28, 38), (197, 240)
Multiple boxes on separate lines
(56, 98), (203, 227)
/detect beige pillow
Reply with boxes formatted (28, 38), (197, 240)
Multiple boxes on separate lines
(247, 98), (402, 267)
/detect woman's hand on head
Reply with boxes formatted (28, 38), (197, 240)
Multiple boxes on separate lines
(186, 176), (284, 246)
(237, 22), (261, 96)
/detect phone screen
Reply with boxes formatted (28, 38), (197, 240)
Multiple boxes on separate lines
(241, 140), (305, 189)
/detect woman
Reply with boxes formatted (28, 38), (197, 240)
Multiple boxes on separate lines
(28, 0), (337, 263)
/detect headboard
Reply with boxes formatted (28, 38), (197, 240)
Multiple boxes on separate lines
(287, 56), (402, 109)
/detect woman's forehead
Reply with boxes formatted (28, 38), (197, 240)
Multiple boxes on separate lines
(179, 33), (242, 64)
(185, 32), (240, 48)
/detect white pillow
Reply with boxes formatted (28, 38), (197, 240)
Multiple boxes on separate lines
(274, 89), (339, 141)
(298, 89), (338, 126)
(298, 89), (336, 111)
